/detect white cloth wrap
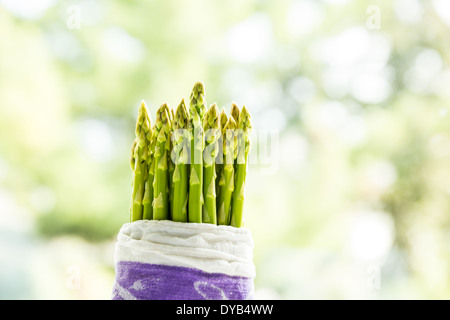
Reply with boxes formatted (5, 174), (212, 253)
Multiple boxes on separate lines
(114, 219), (255, 278)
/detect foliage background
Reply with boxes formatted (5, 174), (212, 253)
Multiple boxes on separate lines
(1, 0), (450, 299)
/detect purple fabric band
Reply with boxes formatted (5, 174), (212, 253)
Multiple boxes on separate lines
(112, 261), (254, 300)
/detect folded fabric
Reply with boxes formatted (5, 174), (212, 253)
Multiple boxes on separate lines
(111, 220), (255, 300)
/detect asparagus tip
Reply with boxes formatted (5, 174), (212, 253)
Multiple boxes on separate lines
(206, 103), (219, 124)
(238, 105), (252, 130)
(191, 81), (205, 97)
(224, 116), (237, 131)
(174, 99), (190, 138)
(189, 82), (207, 121)
(219, 108), (228, 131)
(231, 102), (240, 123)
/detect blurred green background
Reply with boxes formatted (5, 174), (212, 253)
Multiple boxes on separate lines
(1, 0), (450, 299)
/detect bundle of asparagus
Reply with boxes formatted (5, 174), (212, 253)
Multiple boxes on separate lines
(129, 82), (252, 228)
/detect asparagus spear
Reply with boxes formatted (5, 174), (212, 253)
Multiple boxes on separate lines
(231, 105), (252, 227)
(164, 104), (174, 219)
(152, 103), (171, 220)
(130, 101), (152, 222)
(129, 140), (137, 221)
(202, 103), (220, 224)
(217, 117), (237, 225)
(215, 108), (227, 198)
(168, 106), (175, 219)
(219, 108), (228, 135)
(143, 124), (157, 220)
(188, 82), (207, 223)
(172, 99), (190, 222)
(230, 102), (240, 123)
(130, 140), (137, 170)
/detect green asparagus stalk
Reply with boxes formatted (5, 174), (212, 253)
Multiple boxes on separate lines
(152, 103), (171, 220)
(130, 101), (152, 222)
(217, 117), (237, 225)
(172, 99), (190, 222)
(129, 140), (137, 220)
(202, 103), (220, 224)
(168, 108), (175, 219)
(130, 140), (137, 170)
(165, 104), (174, 219)
(215, 108), (227, 197)
(231, 105), (252, 227)
(143, 124), (157, 220)
(188, 82), (207, 223)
